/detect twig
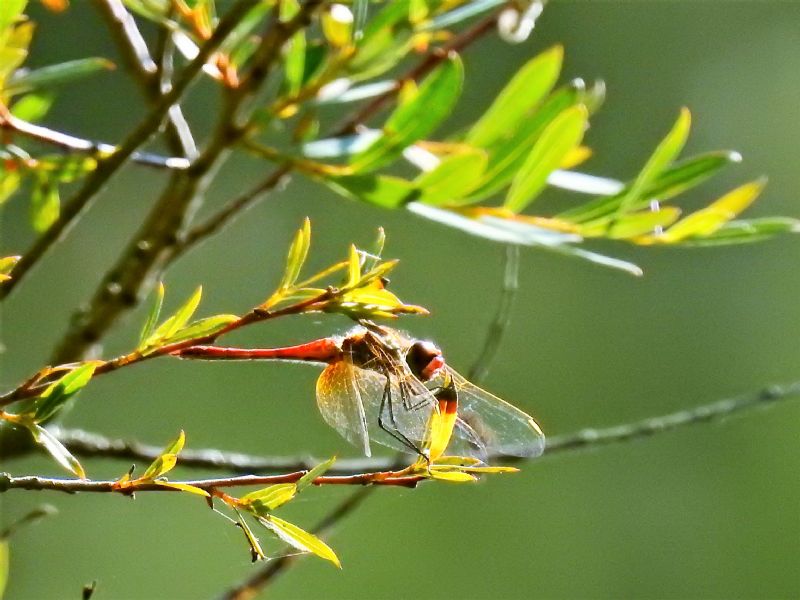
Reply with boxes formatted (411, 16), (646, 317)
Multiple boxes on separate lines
(468, 244), (520, 383)
(0, 107), (189, 169)
(93, 0), (198, 159)
(218, 487), (375, 600)
(0, 0), (257, 301)
(0, 469), (424, 494)
(17, 381), (798, 474)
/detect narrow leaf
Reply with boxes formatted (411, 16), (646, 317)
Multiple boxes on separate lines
(322, 173), (417, 208)
(604, 207), (681, 239)
(6, 58), (115, 95)
(278, 218), (311, 291)
(33, 362), (98, 423)
(149, 286), (202, 343)
(350, 55), (464, 172)
(28, 424), (87, 479)
(416, 149), (488, 206)
(259, 515), (341, 568)
(467, 45), (563, 147)
(240, 484), (297, 515)
(30, 177), (59, 232)
(152, 481), (210, 497)
(0, 539), (7, 599)
(138, 281), (165, 348)
(141, 454), (178, 480)
(428, 469), (477, 483)
(654, 179), (765, 243)
(235, 510), (266, 562)
(616, 107), (691, 215)
(505, 104), (588, 212)
(162, 314), (238, 345)
(296, 456), (337, 493)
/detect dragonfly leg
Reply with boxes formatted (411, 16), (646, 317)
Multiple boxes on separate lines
(378, 375), (425, 458)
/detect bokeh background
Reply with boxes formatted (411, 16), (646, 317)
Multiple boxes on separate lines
(2, 2), (800, 599)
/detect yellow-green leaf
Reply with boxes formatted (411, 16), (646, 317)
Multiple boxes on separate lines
(33, 362), (99, 423)
(345, 244), (361, 287)
(505, 105), (588, 212)
(416, 149), (488, 206)
(278, 218), (311, 291)
(30, 177), (60, 232)
(235, 510), (266, 562)
(0, 539), (7, 599)
(296, 456), (337, 493)
(616, 107), (691, 215)
(427, 469), (477, 483)
(162, 314), (238, 345)
(138, 281), (165, 349)
(239, 483), (298, 514)
(259, 515), (341, 568)
(603, 207), (681, 240)
(141, 453), (178, 480)
(152, 480), (210, 497)
(148, 286), (202, 343)
(28, 423), (86, 479)
(656, 179), (765, 243)
(467, 45), (563, 148)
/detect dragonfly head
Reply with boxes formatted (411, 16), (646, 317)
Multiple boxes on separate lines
(405, 340), (445, 382)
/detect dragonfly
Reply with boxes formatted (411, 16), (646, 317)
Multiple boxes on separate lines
(177, 323), (545, 462)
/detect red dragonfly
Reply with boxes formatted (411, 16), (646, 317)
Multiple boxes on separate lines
(177, 323), (545, 462)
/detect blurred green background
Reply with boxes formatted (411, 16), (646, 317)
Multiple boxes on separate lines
(2, 2), (800, 599)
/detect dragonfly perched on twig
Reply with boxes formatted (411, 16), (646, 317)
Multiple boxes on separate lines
(176, 323), (545, 462)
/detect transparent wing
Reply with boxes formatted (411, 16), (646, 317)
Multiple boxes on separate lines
(446, 369), (545, 458)
(351, 364), (438, 454)
(316, 360), (371, 456)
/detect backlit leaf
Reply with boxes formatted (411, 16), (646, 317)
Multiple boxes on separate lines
(28, 423), (86, 479)
(505, 104), (588, 211)
(240, 483), (298, 515)
(6, 58), (115, 95)
(416, 149), (488, 206)
(33, 362), (98, 423)
(162, 314), (238, 345)
(615, 107), (691, 215)
(148, 286), (202, 343)
(467, 45), (563, 148)
(235, 510), (266, 562)
(10, 92), (53, 122)
(30, 177), (59, 232)
(152, 481), (210, 496)
(350, 54), (463, 172)
(650, 179), (765, 243)
(138, 281), (165, 349)
(0, 539), (7, 599)
(601, 207), (681, 240)
(296, 456), (337, 493)
(0, 171), (20, 206)
(428, 469), (477, 483)
(258, 515), (341, 568)
(141, 454), (178, 480)
(278, 218), (311, 291)
(672, 217), (800, 247)
(322, 173), (417, 208)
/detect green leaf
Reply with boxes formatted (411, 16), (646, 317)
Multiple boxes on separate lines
(141, 430), (185, 479)
(322, 173), (417, 208)
(152, 481), (210, 497)
(148, 286), (203, 343)
(28, 423), (87, 479)
(240, 483), (298, 515)
(349, 54), (464, 172)
(161, 314), (238, 345)
(466, 45), (563, 148)
(467, 80), (585, 202)
(33, 362), (98, 423)
(676, 217), (800, 247)
(558, 150), (739, 223)
(0, 0), (26, 33)
(5, 58), (115, 95)
(655, 179), (765, 243)
(30, 177), (59, 232)
(284, 29), (306, 97)
(0, 256), (19, 278)
(505, 104), (588, 212)
(258, 515), (341, 568)
(10, 92), (54, 122)
(278, 217), (311, 291)
(416, 149), (488, 206)
(296, 456), (336, 493)
(235, 510), (267, 562)
(0, 171), (20, 205)
(138, 281), (165, 349)
(345, 244), (360, 287)
(616, 107), (691, 215)
(605, 207), (681, 240)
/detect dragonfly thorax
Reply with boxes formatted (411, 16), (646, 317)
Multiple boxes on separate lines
(405, 340), (445, 382)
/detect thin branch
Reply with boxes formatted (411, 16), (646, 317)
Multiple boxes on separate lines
(93, 0), (198, 159)
(0, 107), (189, 169)
(20, 381), (800, 474)
(468, 244), (520, 383)
(0, 0), (257, 301)
(0, 468), (424, 494)
(218, 487), (375, 600)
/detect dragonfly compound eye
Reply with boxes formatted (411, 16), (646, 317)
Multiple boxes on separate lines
(406, 340), (445, 382)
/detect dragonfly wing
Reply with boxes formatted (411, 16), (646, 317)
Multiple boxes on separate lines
(350, 365), (438, 454)
(446, 417), (489, 463)
(447, 369), (545, 458)
(316, 361), (371, 456)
